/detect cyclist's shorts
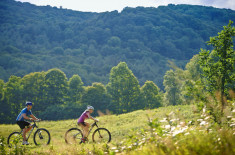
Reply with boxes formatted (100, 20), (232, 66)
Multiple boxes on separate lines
(16, 121), (30, 129)
(78, 122), (86, 127)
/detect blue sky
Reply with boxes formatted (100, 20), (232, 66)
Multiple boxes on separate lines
(17, 0), (235, 12)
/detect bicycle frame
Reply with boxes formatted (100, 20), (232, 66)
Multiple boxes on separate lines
(86, 122), (99, 137)
(19, 121), (39, 141)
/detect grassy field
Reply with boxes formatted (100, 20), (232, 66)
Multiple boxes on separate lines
(0, 105), (199, 154)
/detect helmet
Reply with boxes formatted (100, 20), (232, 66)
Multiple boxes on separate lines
(25, 101), (32, 106)
(87, 105), (94, 110)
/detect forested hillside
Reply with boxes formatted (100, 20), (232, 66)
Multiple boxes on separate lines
(1, 0), (235, 88)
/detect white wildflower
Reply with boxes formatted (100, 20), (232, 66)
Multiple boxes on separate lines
(197, 119), (203, 122)
(111, 147), (117, 150)
(165, 125), (171, 129)
(200, 121), (208, 126)
(171, 126), (176, 131)
(230, 124), (235, 127)
(227, 116), (233, 120)
(205, 116), (210, 120)
(184, 132), (190, 136)
(160, 118), (167, 123)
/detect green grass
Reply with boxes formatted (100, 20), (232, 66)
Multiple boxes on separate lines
(0, 105), (199, 154)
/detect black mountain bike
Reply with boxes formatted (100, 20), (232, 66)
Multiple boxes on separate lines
(65, 121), (111, 144)
(7, 120), (50, 147)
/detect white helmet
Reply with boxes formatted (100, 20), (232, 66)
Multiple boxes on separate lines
(87, 105), (94, 110)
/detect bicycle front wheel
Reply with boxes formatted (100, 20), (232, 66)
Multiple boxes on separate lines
(7, 132), (23, 148)
(33, 128), (51, 146)
(92, 128), (111, 143)
(65, 128), (83, 144)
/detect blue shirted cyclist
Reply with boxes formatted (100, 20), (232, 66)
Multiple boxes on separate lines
(16, 101), (40, 145)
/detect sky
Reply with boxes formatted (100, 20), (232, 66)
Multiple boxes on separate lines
(16, 0), (235, 12)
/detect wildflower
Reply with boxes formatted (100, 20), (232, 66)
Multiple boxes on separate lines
(197, 119), (203, 122)
(111, 147), (117, 150)
(232, 109), (235, 113)
(165, 125), (171, 129)
(187, 121), (192, 125)
(230, 124), (235, 127)
(171, 126), (176, 131)
(205, 116), (210, 120)
(203, 106), (206, 113)
(227, 116), (233, 120)
(160, 118), (167, 122)
(133, 143), (138, 146)
(115, 150), (119, 153)
(180, 122), (185, 126)
(184, 132), (190, 136)
(200, 121), (208, 126)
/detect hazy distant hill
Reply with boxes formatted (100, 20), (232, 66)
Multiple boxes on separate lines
(0, 0), (235, 88)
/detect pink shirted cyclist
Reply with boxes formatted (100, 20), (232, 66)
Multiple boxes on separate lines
(77, 105), (98, 143)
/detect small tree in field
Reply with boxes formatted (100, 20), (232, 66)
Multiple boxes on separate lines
(199, 21), (235, 110)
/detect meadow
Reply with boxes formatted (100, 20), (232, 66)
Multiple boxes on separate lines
(1, 104), (235, 154)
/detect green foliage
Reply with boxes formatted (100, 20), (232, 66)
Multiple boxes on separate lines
(199, 21), (235, 108)
(68, 74), (84, 103)
(163, 70), (182, 106)
(1, 0), (235, 88)
(108, 62), (141, 113)
(140, 81), (162, 109)
(45, 68), (68, 105)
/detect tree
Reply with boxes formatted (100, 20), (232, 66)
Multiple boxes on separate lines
(199, 21), (235, 109)
(108, 62), (140, 113)
(68, 74), (84, 103)
(45, 68), (68, 105)
(21, 72), (46, 115)
(163, 70), (182, 106)
(81, 83), (109, 114)
(3, 76), (23, 123)
(0, 79), (4, 100)
(140, 81), (162, 109)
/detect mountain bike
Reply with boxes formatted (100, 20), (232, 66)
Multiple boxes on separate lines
(65, 121), (111, 144)
(7, 120), (50, 147)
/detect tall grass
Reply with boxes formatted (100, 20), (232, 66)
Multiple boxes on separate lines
(2, 104), (234, 154)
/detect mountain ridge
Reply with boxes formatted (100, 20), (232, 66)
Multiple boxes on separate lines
(0, 0), (235, 88)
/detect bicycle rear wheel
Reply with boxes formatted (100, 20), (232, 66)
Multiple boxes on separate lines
(7, 132), (23, 148)
(33, 128), (51, 146)
(92, 128), (111, 143)
(65, 128), (83, 144)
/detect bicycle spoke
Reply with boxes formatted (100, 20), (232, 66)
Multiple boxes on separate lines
(65, 128), (83, 144)
(34, 129), (50, 146)
(93, 128), (111, 143)
(8, 132), (23, 148)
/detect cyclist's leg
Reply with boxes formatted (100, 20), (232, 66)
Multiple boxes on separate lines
(82, 122), (90, 138)
(21, 122), (31, 141)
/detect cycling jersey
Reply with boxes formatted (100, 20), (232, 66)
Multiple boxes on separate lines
(16, 108), (32, 121)
(78, 110), (90, 123)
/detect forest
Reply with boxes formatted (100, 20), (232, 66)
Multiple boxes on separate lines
(1, 0), (235, 89)
(0, 0), (235, 124)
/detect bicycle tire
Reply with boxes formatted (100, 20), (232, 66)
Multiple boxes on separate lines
(33, 128), (51, 146)
(65, 128), (83, 144)
(92, 128), (111, 143)
(7, 132), (22, 148)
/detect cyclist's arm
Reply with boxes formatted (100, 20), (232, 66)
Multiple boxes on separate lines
(30, 114), (39, 121)
(22, 113), (32, 120)
(88, 114), (98, 122)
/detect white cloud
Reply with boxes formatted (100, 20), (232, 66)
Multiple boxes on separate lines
(16, 0), (235, 12)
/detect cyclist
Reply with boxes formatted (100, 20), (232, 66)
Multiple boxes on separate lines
(77, 105), (98, 143)
(16, 101), (40, 145)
